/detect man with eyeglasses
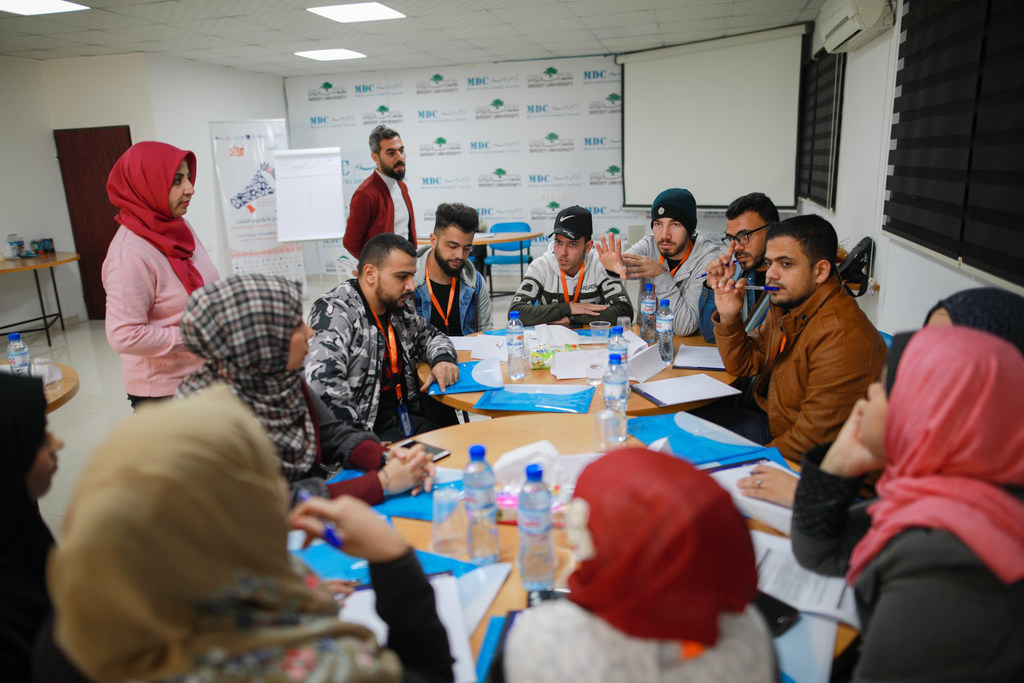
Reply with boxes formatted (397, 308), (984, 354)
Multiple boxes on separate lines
(596, 188), (721, 335)
(697, 192), (779, 342)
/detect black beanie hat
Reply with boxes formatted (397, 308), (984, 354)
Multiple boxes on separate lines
(651, 188), (698, 236)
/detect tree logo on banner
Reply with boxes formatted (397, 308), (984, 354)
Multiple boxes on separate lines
(589, 164), (624, 187)
(417, 72), (458, 94)
(590, 92), (623, 115)
(491, 98), (504, 109)
(544, 67), (558, 78)
(322, 82), (333, 91)
(494, 168), (507, 178)
(478, 167), (521, 188)
(545, 132), (559, 144)
(431, 74), (444, 84)
(377, 105), (389, 114)
(529, 65), (574, 88)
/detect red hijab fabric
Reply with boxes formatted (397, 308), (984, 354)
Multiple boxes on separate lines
(107, 141), (204, 294)
(848, 326), (1024, 585)
(568, 448), (757, 645)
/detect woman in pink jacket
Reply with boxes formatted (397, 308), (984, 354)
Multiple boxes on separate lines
(102, 142), (220, 409)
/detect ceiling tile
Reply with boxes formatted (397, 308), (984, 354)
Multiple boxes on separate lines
(109, 1), (223, 23)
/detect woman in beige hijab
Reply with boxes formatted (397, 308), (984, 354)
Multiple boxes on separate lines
(45, 387), (453, 682)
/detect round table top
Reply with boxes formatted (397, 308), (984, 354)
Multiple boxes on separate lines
(415, 231), (541, 247)
(419, 331), (735, 417)
(45, 362), (79, 413)
(0, 251), (80, 274)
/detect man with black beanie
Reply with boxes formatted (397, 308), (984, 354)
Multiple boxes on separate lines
(596, 187), (721, 335)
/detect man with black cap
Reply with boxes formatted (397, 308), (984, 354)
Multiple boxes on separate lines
(510, 206), (633, 327)
(596, 188), (721, 335)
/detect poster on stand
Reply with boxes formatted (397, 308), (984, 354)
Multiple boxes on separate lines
(210, 119), (304, 279)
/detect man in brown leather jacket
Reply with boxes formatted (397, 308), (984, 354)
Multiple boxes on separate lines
(708, 215), (887, 462)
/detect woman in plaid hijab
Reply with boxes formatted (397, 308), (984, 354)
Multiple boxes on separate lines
(177, 273), (433, 503)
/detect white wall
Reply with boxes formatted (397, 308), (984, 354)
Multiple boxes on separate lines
(0, 56), (86, 330)
(145, 55), (286, 274)
(799, 2), (1021, 334)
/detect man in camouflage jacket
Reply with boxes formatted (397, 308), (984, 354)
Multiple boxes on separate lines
(305, 234), (458, 440)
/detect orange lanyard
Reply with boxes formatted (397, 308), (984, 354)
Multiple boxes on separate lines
(425, 259), (457, 329)
(369, 308), (403, 401)
(658, 239), (694, 276)
(560, 260), (585, 303)
(778, 333), (788, 357)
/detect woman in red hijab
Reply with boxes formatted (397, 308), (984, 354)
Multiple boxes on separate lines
(792, 326), (1024, 681)
(102, 141), (220, 409)
(501, 448), (775, 683)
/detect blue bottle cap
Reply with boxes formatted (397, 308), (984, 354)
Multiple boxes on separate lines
(661, 299), (669, 306)
(608, 353), (622, 364)
(469, 444), (486, 460)
(611, 325), (623, 334)
(8, 333), (20, 341)
(509, 311), (520, 320)
(525, 463), (543, 481)
(644, 283), (653, 291)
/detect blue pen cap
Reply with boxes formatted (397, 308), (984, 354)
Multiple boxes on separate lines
(611, 325), (623, 334)
(509, 311), (520, 320)
(469, 444), (486, 460)
(525, 463), (543, 482)
(609, 353), (622, 364)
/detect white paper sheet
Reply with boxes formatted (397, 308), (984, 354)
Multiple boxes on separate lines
(626, 343), (668, 382)
(471, 335), (506, 359)
(750, 530), (859, 626)
(341, 573), (477, 682)
(631, 373), (740, 405)
(710, 460), (795, 535)
(672, 344), (726, 370)
(457, 562), (512, 635)
(550, 349), (599, 380)
(621, 330), (648, 359)
(451, 336), (477, 352)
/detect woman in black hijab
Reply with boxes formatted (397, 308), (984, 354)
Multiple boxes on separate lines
(0, 374), (63, 681)
(925, 287), (1024, 354)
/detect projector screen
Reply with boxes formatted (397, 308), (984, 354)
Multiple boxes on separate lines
(620, 25), (805, 209)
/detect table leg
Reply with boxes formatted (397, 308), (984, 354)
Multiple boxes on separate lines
(32, 270), (52, 347)
(49, 266), (66, 331)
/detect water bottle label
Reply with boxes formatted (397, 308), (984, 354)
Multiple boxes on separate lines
(518, 508), (551, 534)
(464, 487), (494, 509)
(508, 333), (524, 346)
(657, 317), (672, 333)
(640, 302), (655, 314)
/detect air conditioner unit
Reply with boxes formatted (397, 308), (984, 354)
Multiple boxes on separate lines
(817, 0), (894, 53)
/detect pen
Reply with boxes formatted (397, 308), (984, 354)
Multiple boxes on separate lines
(744, 285), (780, 291)
(297, 490), (345, 550)
(696, 259), (739, 279)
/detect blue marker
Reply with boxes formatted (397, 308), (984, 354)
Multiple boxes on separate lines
(697, 259), (739, 279)
(297, 490), (345, 550)
(744, 285), (780, 291)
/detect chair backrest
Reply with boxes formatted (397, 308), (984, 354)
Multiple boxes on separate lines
(488, 221), (533, 252)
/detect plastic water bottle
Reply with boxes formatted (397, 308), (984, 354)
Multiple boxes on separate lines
(506, 311), (528, 381)
(7, 333), (30, 376)
(518, 464), (555, 591)
(464, 444), (499, 565)
(608, 324), (628, 357)
(602, 354), (628, 442)
(639, 283), (657, 344)
(657, 298), (674, 363)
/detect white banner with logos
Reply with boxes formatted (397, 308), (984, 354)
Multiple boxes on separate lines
(284, 56), (649, 258)
(210, 119), (305, 279)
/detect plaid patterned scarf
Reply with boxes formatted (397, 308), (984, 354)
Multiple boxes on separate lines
(177, 274), (316, 479)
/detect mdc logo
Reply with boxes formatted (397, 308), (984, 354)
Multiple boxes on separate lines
(419, 110), (439, 120)
(310, 115), (328, 125)
(468, 77), (487, 86)
(529, 175), (550, 184)
(586, 206), (607, 216)
(585, 137), (606, 147)
(422, 177), (443, 186)
(527, 104), (548, 114)
(355, 84), (373, 94)
(477, 207), (494, 218)
(584, 70), (607, 80)
(470, 141), (489, 150)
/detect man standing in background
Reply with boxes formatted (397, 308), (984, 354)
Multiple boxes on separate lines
(343, 125), (415, 259)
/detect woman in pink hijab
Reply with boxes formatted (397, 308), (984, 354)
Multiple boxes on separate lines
(792, 326), (1024, 681)
(102, 141), (220, 409)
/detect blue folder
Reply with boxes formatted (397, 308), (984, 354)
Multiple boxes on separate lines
(627, 413), (792, 470)
(427, 360), (501, 395)
(294, 543), (476, 585)
(473, 386), (595, 413)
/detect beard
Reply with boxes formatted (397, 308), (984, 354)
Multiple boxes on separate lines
(377, 285), (411, 315)
(433, 248), (464, 277)
(383, 162), (406, 182)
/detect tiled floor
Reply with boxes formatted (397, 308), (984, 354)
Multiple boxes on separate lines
(28, 274), (519, 540)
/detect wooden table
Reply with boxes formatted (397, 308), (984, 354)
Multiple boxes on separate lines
(401, 414), (643, 654)
(405, 413), (856, 662)
(44, 362), (80, 413)
(419, 331), (735, 417)
(415, 231), (542, 248)
(0, 251), (80, 346)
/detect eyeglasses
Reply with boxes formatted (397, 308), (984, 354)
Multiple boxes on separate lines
(720, 224), (768, 246)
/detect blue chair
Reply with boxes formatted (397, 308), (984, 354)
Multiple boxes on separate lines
(484, 222), (534, 296)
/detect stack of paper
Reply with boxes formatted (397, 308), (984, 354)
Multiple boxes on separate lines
(630, 373), (740, 406)
(673, 344), (726, 370)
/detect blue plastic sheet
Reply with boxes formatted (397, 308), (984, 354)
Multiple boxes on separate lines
(326, 471), (464, 521)
(476, 615), (507, 682)
(293, 543), (476, 585)
(428, 360), (502, 395)
(473, 386), (596, 414)
(627, 413), (792, 470)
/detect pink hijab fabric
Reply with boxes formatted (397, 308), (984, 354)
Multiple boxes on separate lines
(107, 141), (204, 295)
(848, 326), (1024, 585)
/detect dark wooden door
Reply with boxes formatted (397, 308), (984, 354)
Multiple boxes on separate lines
(53, 126), (132, 320)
